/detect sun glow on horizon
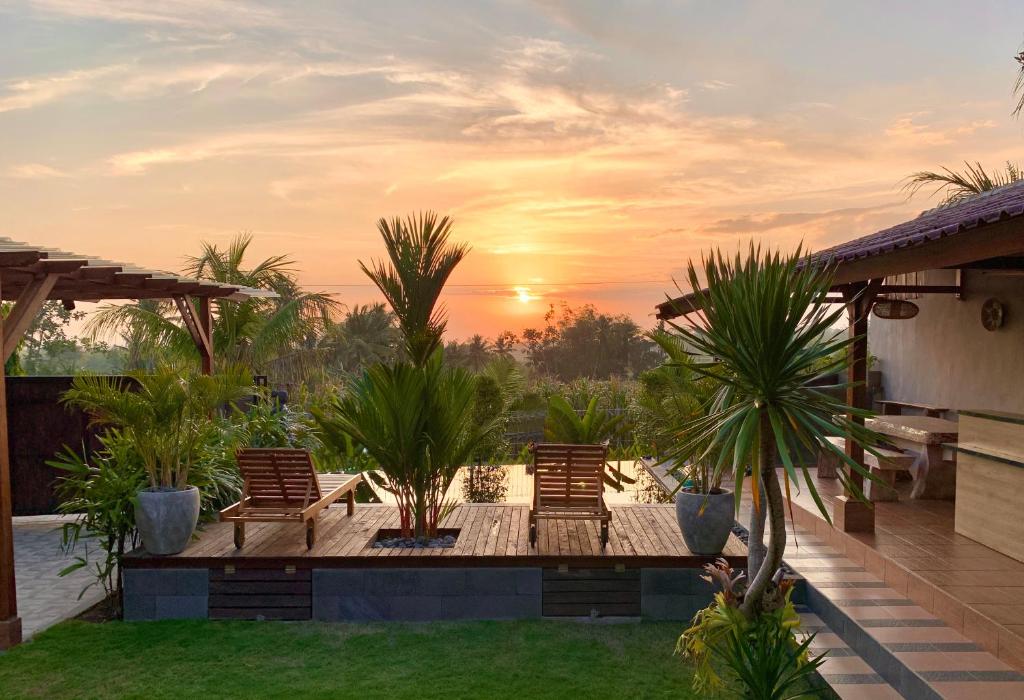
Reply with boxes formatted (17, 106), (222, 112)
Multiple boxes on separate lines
(514, 286), (538, 304)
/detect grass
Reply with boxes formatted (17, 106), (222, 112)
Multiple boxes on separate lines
(0, 619), (750, 699)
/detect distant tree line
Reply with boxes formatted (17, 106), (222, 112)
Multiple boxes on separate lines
(446, 303), (662, 381)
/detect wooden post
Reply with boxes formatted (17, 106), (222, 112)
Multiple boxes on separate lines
(0, 272), (22, 649)
(833, 279), (881, 533)
(174, 295), (214, 376)
(198, 296), (213, 376)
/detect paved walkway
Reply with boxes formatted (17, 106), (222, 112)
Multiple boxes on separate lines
(13, 517), (105, 639)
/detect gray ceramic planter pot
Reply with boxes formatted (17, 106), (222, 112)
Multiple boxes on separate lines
(675, 488), (734, 555)
(135, 486), (200, 555)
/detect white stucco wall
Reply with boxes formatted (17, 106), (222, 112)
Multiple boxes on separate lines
(869, 268), (1024, 415)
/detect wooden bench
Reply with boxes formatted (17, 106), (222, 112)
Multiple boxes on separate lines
(878, 400), (948, 418)
(817, 437), (913, 502)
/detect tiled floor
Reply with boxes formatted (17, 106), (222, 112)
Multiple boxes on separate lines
(796, 605), (904, 698)
(783, 469), (1024, 672)
(12, 517), (104, 639)
(783, 522), (1024, 699)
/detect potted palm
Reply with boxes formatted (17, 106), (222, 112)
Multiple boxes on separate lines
(63, 367), (249, 554)
(640, 331), (733, 554)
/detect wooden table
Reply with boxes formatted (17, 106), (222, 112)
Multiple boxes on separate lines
(865, 416), (958, 499)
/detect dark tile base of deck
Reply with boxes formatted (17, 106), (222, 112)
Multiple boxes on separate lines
(123, 565), (714, 622)
(123, 503), (746, 622)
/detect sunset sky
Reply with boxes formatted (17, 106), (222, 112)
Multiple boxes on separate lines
(2, 1), (1023, 338)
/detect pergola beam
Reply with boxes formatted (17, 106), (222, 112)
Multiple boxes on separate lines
(172, 295), (214, 375)
(2, 273), (62, 364)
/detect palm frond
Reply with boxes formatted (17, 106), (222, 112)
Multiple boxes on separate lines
(361, 211), (469, 366)
(901, 161), (1022, 205)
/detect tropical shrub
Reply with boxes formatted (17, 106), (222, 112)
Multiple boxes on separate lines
(678, 560), (824, 699)
(542, 394), (635, 491)
(317, 354), (498, 537)
(61, 367), (251, 490)
(87, 235), (339, 383)
(50, 430), (145, 615)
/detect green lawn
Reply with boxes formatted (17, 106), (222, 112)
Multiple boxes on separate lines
(0, 619), (755, 699)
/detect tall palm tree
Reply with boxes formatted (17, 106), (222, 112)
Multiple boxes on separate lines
(1014, 47), (1024, 117)
(664, 245), (880, 617)
(315, 212), (497, 539)
(88, 234), (338, 379)
(320, 303), (399, 373)
(360, 212), (468, 368)
(902, 161), (1022, 205)
(462, 335), (492, 372)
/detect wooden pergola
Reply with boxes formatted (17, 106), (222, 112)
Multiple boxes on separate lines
(0, 238), (272, 649)
(655, 185), (1024, 534)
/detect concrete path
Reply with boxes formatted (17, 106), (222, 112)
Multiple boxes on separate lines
(13, 516), (105, 639)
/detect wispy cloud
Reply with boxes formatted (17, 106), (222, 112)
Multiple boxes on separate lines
(698, 79), (732, 91)
(0, 65), (123, 112)
(4, 163), (70, 179)
(26, 0), (279, 28)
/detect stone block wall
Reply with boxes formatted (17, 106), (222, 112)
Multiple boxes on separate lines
(313, 567), (543, 621)
(123, 568), (208, 621)
(640, 568), (712, 620)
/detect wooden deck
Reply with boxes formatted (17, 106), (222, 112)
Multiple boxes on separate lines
(126, 503), (746, 569)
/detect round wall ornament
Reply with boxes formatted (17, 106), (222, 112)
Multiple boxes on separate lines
(981, 298), (1005, 331)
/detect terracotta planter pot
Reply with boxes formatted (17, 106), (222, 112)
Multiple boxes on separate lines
(135, 486), (200, 555)
(674, 488), (734, 555)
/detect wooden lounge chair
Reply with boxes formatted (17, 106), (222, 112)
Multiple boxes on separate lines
(529, 443), (611, 548)
(219, 448), (362, 549)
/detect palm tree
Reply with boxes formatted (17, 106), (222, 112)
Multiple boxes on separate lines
(360, 212), (468, 368)
(1014, 47), (1024, 117)
(88, 234), (339, 380)
(663, 245), (880, 617)
(902, 161), (1022, 205)
(462, 335), (492, 372)
(315, 212), (497, 538)
(320, 303), (399, 373)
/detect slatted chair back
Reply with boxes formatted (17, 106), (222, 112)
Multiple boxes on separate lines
(236, 448), (321, 509)
(532, 443), (607, 512)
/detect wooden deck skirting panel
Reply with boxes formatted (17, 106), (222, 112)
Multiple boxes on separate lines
(123, 503), (746, 570)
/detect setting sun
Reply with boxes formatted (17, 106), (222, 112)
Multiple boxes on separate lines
(514, 286), (537, 304)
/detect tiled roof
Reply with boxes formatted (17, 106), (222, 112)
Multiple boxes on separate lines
(809, 180), (1024, 265)
(655, 181), (1024, 319)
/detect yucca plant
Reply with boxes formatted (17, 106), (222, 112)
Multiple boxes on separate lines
(663, 245), (881, 618)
